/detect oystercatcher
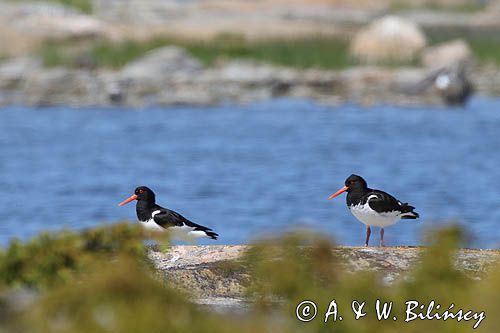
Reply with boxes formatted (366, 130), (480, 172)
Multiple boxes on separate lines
(328, 174), (419, 247)
(118, 186), (218, 240)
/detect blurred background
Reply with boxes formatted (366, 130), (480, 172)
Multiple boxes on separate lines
(1, 0), (500, 248)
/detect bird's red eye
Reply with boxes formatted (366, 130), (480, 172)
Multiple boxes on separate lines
(139, 189), (144, 194)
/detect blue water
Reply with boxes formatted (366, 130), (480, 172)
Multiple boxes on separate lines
(1, 98), (500, 248)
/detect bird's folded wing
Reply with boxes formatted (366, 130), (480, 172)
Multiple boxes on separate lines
(153, 209), (214, 232)
(366, 191), (402, 213)
(152, 210), (186, 228)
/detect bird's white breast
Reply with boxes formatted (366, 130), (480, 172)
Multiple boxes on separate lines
(139, 219), (164, 231)
(138, 210), (164, 231)
(349, 202), (401, 227)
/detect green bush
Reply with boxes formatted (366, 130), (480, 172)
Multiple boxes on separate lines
(0, 224), (498, 332)
(0, 222), (145, 289)
(239, 227), (497, 333)
(25, 258), (249, 333)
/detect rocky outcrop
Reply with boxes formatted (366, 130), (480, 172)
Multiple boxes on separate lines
(88, 0), (500, 41)
(121, 46), (203, 80)
(149, 246), (248, 299)
(422, 39), (474, 70)
(2, 0), (500, 57)
(0, 51), (461, 107)
(0, 2), (112, 57)
(1, 1), (500, 107)
(350, 16), (427, 64)
(432, 64), (473, 105)
(148, 245), (500, 302)
(408, 39), (475, 106)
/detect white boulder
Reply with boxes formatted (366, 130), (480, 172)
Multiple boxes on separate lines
(350, 16), (427, 64)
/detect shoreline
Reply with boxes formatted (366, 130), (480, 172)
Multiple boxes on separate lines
(2, 1), (500, 108)
(1, 49), (499, 109)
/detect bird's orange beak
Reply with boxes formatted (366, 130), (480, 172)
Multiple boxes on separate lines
(118, 194), (138, 206)
(328, 186), (348, 200)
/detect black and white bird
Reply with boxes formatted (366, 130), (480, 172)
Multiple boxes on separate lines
(328, 174), (418, 247)
(118, 186), (218, 240)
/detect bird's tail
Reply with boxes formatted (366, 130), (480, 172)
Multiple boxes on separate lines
(204, 230), (219, 240)
(400, 203), (419, 219)
(401, 212), (419, 219)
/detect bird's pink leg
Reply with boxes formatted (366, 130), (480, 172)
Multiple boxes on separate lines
(380, 228), (385, 247)
(364, 226), (371, 247)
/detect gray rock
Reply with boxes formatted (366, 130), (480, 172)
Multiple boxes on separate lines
(0, 47), (490, 108)
(0, 2), (119, 59)
(121, 46), (203, 82)
(23, 68), (107, 106)
(148, 245), (500, 304)
(0, 56), (42, 89)
(422, 39), (474, 70)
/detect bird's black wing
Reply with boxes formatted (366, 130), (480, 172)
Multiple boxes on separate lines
(151, 208), (185, 228)
(152, 207), (219, 236)
(365, 189), (416, 214)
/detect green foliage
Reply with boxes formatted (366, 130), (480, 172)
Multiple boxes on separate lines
(8, 0), (92, 14)
(57, 0), (93, 13)
(0, 225), (498, 332)
(39, 35), (352, 69)
(0, 222), (146, 289)
(242, 231), (340, 305)
(25, 258), (249, 333)
(186, 35), (352, 69)
(390, 0), (486, 13)
(39, 32), (500, 70)
(465, 38), (500, 66)
(240, 227), (498, 333)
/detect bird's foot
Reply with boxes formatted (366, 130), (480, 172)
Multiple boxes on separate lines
(364, 243), (369, 247)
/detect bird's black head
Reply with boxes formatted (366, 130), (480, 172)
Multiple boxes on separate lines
(134, 186), (156, 203)
(344, 174), (368, 192)
(118, 186), (156, 206)
(328, 174), (368, 200)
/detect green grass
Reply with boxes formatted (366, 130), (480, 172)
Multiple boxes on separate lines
(9, 0), (93, 14)
(390, 0), (486, 13)
(39, 33), (500, 70)
(39, 35), (353, 70)
(187, 36), (352, 69)
(465, 38), (500, 66)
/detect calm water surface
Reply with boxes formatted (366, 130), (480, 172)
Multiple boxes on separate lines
(1, 98), (500, 248)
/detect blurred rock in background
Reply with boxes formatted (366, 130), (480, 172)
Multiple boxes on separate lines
(0, 0), (499, 107)
(422, 39), (474, 70)
(350, 16), (427, 64)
